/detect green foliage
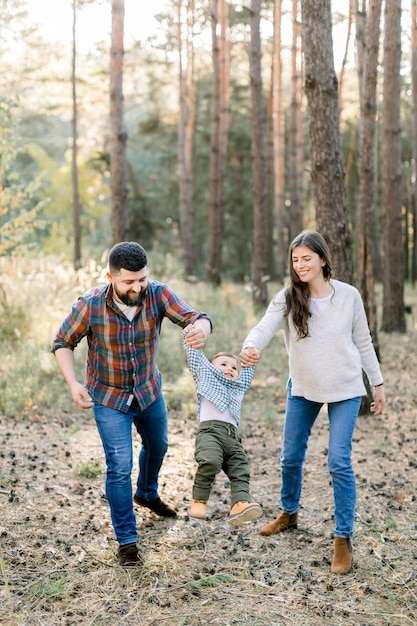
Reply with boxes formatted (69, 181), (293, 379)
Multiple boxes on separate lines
(22, 140), (112, 259)
(0, 97), (18, 172)
(0, 3), (416, 282)
(186, 573), (233, 590)
(125, 109), (179, 253)
(28, 576), (70, 600)
(192, 76), (255, 280)
(0, 102), (113, 262)
(0, 97), (45, 255)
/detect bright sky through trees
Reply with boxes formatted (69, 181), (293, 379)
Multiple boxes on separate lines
(27, 0), (167, 50)
(27, 0), (350, 67)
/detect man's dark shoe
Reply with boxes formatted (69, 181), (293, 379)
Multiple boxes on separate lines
(118, 542), (140, 567)
(133, 495), (177, 518)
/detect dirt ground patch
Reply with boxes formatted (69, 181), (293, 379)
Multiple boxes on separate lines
(1, 327), (417, 626)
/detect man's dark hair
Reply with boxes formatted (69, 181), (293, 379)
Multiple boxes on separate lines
(108, 242), (147, 274)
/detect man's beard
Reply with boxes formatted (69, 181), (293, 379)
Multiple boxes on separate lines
(115, 286), (148, 307)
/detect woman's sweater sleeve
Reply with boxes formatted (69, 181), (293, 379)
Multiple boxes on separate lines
(351, 290), (383, 385)
(242, 289), (287, 352)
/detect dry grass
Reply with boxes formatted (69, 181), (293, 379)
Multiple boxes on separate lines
(1, 275), (417, 625)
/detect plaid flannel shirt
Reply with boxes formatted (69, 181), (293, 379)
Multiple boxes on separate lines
(52, 280), (211, 412)
(183, 337), (255, 426)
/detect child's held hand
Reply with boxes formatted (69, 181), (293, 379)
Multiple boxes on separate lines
(184, 324), (207, 349)
(240, 346), (260, 367)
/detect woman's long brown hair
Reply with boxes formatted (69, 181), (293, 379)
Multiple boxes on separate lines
(284, 231), (332, 339)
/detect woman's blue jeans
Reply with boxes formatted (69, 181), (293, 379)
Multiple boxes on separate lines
(280, 382), (361, 538)
(93, 394), (168, 546)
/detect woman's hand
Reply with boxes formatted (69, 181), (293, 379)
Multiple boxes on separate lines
(371, 385), (386, 415)
(239, 346), (261, 367)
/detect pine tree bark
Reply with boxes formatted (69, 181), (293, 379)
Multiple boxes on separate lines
(301, 0), (353, 282)
(205, 0), (229, 285)
(71, 0), (81, 269)
(110, 0), (128, 244)
(178, 0), (197, 279)
(250, 0), (269, 308)
(381, 0), (406, 332)
(289, 0), (303, 243)
(272, 0), (286, 281)
(356, 0), (382, 356)
(411, 0), (417, 284)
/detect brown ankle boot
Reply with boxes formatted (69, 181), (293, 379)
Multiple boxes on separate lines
(189, 499), (208, 519)
(229, 501), (262, 528)
(118, 542), (140, 567)
(331, 537), (353, 574)
(260, 511), (298, 536)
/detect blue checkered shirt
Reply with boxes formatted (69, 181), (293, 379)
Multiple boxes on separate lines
(183, 338), (255, 426)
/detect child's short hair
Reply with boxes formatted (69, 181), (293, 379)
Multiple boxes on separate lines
(209, 351), (238, 364)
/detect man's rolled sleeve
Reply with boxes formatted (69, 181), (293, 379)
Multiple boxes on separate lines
(51, 299), (89, 353)
(161, 285), (212, 332)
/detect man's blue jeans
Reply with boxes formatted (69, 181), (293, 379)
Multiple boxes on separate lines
(93, 394), (168, 546)
(280, 382), (361, 538)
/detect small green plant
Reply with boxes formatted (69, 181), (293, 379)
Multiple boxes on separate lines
(385, 517), (398, 530)
(186, 573), (233, 591)
(28, 576), (69, 600)
(76, 462), (102, 478)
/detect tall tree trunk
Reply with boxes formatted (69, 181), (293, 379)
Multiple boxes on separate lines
(296, 53), (305, 227)
(289, 0), (303, 242)
(178, 0), (197, 279)
(356, 0), (382, 354)
(381, 0), (406, 332)
(337, 3), (358, 200)
(205, 0), (229, 285)
(355, 0), (366, 112)
(412, 0), (417, 285)
(218, 0), (230, 227)
(71, 0), (81, 269)
(110, 0), (128, 244)
(249, 0), (269, 309)
(301, 0), (353, 283)
(272, 0), (286, 281)
(338, 0), (354, 119)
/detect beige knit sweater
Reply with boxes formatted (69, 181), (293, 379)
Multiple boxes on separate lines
(242, 279), (383, 403)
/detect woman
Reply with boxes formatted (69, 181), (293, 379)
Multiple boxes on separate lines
(240, 231), (385, 574)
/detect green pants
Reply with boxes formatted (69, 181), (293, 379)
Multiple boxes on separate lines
(193, 420), (251, 506)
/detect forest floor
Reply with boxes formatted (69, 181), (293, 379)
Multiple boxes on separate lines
(1, 322), (417, 626)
